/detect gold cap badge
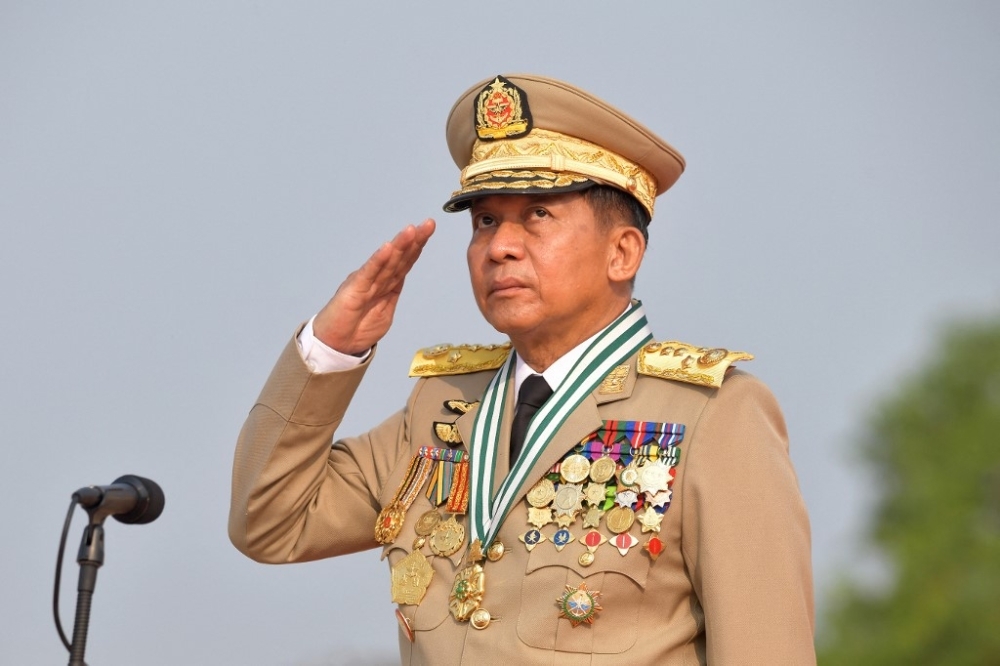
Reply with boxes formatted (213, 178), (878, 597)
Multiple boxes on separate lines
(475, 75), (532, 140)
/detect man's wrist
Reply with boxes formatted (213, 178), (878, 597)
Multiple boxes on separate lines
(297, 315), (372, 373)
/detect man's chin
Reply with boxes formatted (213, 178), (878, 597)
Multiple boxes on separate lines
(481, 312), (538, 341)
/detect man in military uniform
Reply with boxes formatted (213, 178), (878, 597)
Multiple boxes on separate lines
(230, 74), (816, 664)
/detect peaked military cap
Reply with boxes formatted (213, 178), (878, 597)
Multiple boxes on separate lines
(443, 73), (685, 219)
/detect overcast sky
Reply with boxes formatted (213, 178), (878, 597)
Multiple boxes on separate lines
(2, 2), (998, 664)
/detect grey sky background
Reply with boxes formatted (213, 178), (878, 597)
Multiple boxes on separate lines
(2, 2), (998, 664)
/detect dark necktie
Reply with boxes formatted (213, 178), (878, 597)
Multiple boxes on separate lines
(510, 374), (553, 462)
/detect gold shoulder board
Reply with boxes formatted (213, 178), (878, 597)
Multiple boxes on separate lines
(637, 340), (753, 389)
(409, 342), (512, 377)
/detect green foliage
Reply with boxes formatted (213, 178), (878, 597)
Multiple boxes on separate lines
(819, 316), (1000, 665)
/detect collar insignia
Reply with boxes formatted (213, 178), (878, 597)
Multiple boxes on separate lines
(598, 364), (630, 394)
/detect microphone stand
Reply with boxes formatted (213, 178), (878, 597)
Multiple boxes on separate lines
(68, 513), (106, 666)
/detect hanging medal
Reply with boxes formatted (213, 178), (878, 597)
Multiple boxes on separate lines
(579, 529), (607, 567)
(388, 447), (472, 606)
(458, 305), (662, 625)
(421, 447), (469, 557)
(375, 446), (469, 546)
(449, 539), (486, 622)
(375, 453), (434, 545)
(391, 546), (435, 605)
(517, 419), (687, 565)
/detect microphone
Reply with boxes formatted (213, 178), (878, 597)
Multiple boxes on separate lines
(72, 475), (165, 525)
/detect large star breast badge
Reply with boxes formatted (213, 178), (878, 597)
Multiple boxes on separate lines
(556, 582), (603, 627)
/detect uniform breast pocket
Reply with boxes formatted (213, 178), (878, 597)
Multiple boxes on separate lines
(516, 540), (651, 654)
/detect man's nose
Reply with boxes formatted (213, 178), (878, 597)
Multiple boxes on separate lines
(486, 220), (524, 261)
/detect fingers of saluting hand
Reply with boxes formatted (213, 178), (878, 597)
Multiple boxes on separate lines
(355, 219), (436, 297)
(312, 219), (436, 355)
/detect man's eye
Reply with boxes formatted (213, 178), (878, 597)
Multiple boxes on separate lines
(474, 215), (496, 229)
(533, 208), (549, 218)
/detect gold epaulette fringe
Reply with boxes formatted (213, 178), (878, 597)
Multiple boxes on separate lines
(409, 342), (512, 377)
(637, 340), (752, 389)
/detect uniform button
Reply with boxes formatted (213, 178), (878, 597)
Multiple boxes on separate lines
(486, 540), (505, 562)
(470, 608), (492, 630)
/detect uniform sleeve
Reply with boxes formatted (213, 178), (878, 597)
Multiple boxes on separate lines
(228, 334), (412, 564)
(679, 371), (816, 665)
(298, 314), (372, 373)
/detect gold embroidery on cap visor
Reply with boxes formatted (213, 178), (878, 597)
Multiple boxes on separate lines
(444, 129), (658, 217)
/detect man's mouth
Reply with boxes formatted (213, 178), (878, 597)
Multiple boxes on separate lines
(489, 277), (528, 295)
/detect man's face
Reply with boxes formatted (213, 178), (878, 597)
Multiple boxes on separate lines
(467, 192), (625, 354)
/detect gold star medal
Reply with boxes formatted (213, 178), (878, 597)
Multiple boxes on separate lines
(556, 582), (603, 627)
(552, 484), (584, 524)
(583, 482), (606, 507)
(648, 488), (673, 509)
(638, 505), (664, 533)
(527, 506), (554, 529)
(582, 504), (605, 529)
(526, 477), (556, 528)
(555, 512), (577, 529)
(637, 459), (673, 495)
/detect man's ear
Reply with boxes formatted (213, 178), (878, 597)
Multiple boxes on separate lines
(607, 225), (645, 284)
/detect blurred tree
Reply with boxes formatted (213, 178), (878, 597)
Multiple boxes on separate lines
(818, 316), (1000, 664)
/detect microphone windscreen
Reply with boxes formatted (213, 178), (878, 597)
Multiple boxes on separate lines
(112, 474), (165, 525)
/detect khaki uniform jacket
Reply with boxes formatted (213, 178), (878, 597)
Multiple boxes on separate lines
(230, 335), (816, 665)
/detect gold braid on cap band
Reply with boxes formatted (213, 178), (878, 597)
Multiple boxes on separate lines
(456, 129), (658, 217)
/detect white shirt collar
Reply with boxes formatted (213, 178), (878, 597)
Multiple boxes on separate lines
(513, 305), (631, 397)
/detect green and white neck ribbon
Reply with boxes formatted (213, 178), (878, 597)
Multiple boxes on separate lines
(467, 302), (653, 548)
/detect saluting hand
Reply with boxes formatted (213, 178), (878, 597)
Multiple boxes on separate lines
(312, 219), (436, 356)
